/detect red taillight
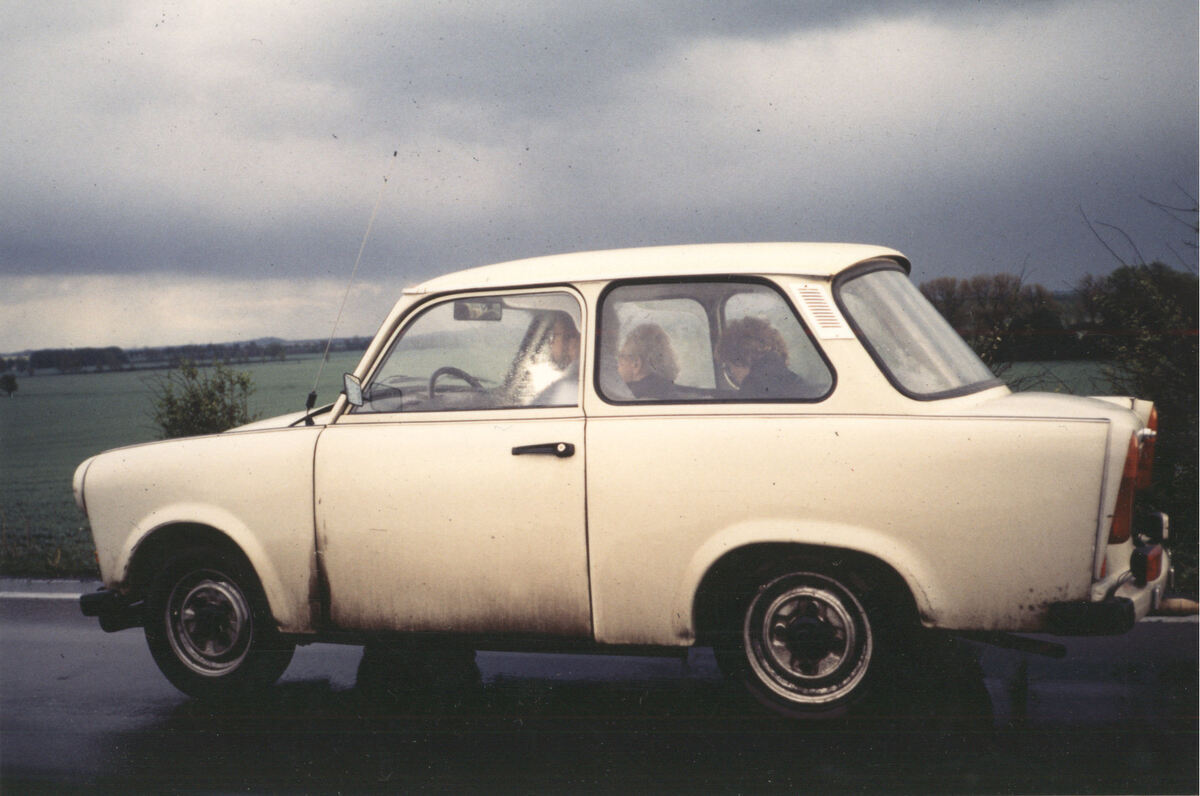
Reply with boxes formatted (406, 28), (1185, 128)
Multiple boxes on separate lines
(1136, 407), (1157, 490)
(1145, 545), (1163, 582)
(1108, 434), (1139, 544)
(1132, 544), (1163, 586)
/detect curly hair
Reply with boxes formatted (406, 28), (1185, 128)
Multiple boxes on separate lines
(716, 316), (789, 367)
(621, 323), (680, 381)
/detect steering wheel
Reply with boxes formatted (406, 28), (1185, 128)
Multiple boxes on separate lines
(428, 366), (484, 399)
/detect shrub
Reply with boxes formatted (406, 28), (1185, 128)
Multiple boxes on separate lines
(151, 359), (259, 438)
(1094, 264), (1198, 593)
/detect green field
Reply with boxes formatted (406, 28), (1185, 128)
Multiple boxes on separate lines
(0, 357), (1109, 577)
(0, 352), (362, 576)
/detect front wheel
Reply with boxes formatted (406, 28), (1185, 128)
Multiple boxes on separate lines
(144, 547), (294, 699)
(719, 565), (887, 718)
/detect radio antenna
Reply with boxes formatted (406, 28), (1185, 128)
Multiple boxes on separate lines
(305, 150), (397, 417)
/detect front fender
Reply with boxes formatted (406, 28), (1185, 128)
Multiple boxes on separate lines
(116, 503), (298, 631)
(81, 427), (323, 634)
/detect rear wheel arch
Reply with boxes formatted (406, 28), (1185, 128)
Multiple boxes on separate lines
(692, 543), (919, 646)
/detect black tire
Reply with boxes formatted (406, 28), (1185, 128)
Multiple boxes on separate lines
(716, 560), (893, 719)
(144, 546), (295, 699)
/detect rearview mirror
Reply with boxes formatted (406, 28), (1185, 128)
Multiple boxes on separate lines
(453, 299), (503, 321)
(343, 372), (364, 407)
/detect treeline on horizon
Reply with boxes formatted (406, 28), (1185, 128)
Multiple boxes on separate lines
(2, 261), (1196, 375)
(1, 336), (372, 376)
(919, 261), (1198, 364)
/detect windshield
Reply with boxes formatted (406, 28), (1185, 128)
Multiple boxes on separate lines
(837, 265), (999, 398)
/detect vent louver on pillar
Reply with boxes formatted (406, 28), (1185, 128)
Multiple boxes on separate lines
(793, 284), (855, 339)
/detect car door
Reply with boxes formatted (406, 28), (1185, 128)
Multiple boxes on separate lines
(314, 288), (592, 637)
(586, 279), (837, 645)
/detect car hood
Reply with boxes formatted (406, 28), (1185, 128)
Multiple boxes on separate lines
(228, 406), (333, 432)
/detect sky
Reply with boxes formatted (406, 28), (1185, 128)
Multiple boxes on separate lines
(1, 1), (1196, 352)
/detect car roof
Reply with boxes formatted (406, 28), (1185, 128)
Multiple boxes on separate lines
(408, 242), (909, 294)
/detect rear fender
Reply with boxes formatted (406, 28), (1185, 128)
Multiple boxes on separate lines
(676, 519), (936, 639)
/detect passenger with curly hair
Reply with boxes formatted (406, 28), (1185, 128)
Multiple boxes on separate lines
(716, 316), (802, 398)
(617, 323), (679, 399)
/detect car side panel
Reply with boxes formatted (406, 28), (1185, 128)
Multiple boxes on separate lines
(81, 428), (323, 633)
(585, 413), (1109, 645)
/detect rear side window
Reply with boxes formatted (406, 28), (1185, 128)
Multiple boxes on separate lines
(837, 265), (999, 399)
(597, 280), (833, 403)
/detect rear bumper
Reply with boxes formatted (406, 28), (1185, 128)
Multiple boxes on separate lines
(80, 588), (144, 633)
(1049, 544), (1171, 636)
(1047, 597), (1136, 635)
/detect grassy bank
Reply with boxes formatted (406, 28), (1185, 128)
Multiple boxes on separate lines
(0, 352), (360, 576)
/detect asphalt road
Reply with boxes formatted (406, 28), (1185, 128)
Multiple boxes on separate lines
(2, 580), (1196, 793)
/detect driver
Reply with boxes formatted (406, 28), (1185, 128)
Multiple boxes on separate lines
(533, 312), (581, 406)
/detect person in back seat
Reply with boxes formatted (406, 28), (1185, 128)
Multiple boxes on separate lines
(716, 316), (802, 399)
(617, 323), (679, 399)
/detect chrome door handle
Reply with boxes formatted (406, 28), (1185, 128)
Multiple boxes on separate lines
(512, 442), (575, 458)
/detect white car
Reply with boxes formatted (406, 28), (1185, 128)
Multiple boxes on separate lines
(76, 242), (1170, 717)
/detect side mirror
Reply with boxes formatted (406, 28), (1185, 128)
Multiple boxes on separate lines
(343, 372), (364, 407)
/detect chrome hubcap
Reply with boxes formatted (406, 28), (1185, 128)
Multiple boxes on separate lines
(166, 572), (253, 677)
(745, 574), (872, 705)
(772, 592), (849, 677)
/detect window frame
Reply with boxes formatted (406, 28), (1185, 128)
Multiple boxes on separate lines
(352, 285), (587, 416)
(594, 275), (837, 406)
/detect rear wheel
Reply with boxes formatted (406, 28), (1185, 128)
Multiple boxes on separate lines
(144, 547), (294, 699)
(717, 561), (891, 718)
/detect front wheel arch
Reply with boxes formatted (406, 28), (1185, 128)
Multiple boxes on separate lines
(126, 524), (242, 593)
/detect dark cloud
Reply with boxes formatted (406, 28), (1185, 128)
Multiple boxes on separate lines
(0, 0), (1194, 350)
(299, 1), (1062, 124)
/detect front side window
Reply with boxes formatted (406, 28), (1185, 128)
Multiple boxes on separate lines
(598, 281), (833, 403)
(357, 291), (582, 413)
(836, 264), (999, 398)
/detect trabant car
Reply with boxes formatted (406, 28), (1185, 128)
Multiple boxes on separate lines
(76, 242), (1170, 717)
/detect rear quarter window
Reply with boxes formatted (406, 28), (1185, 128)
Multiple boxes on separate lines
(836, 264), (999, 399)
